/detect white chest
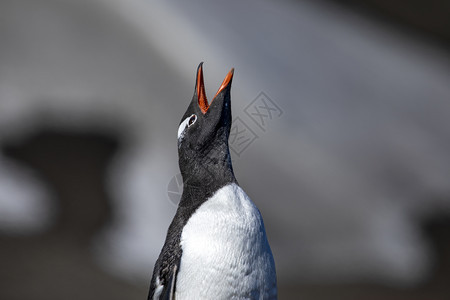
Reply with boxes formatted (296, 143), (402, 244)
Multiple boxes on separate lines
(176, 183), (277, 300)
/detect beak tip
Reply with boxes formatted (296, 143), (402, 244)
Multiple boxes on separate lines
(196, 62), (208, 114)
(229, 68), (235, 83)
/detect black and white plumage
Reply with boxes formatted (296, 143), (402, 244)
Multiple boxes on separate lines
(148, 63), (277, 300)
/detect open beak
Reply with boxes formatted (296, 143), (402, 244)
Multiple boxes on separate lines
(196, 63), (234, 114)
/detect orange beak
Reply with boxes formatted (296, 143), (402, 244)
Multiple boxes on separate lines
(197, 64), (234, 114)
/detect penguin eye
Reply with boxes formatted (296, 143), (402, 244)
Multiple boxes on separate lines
(188, 114), (197, 127)
(178, 114), (197, 139)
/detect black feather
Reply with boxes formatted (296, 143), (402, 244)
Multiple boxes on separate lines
(148, 63), (235, 299)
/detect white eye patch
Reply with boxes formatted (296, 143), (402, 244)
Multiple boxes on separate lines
(177, 114), (197, 139)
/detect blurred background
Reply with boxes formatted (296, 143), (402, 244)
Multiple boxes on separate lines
(1, 0), (449, 299)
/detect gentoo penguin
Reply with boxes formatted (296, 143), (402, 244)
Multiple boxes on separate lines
(148, 63), (277, 300)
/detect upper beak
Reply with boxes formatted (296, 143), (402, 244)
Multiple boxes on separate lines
(196, 62), (234, 114)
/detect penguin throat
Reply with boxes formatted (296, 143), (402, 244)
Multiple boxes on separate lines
(180, 152), (235, 190)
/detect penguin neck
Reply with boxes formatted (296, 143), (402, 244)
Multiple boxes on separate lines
(179, 146), (236, 208)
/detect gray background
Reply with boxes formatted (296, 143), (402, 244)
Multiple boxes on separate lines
(1, 0), (449, 299)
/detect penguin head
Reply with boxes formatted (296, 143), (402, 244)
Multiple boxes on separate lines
(177, 62), (235, 187)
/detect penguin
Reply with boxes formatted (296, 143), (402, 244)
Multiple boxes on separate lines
(148, 63), (277, 300)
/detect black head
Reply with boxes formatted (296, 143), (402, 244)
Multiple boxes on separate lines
(177, 62), (236, 189)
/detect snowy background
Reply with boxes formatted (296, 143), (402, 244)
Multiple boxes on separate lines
(1, 0), (449, 299)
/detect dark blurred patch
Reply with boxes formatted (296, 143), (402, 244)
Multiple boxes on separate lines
(2, 129), (119, 241)
(328, 0), (450, 50)
(279, 212), (450, 300)
(421, 213), (450, 291)
(0, 129), (145, 300)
